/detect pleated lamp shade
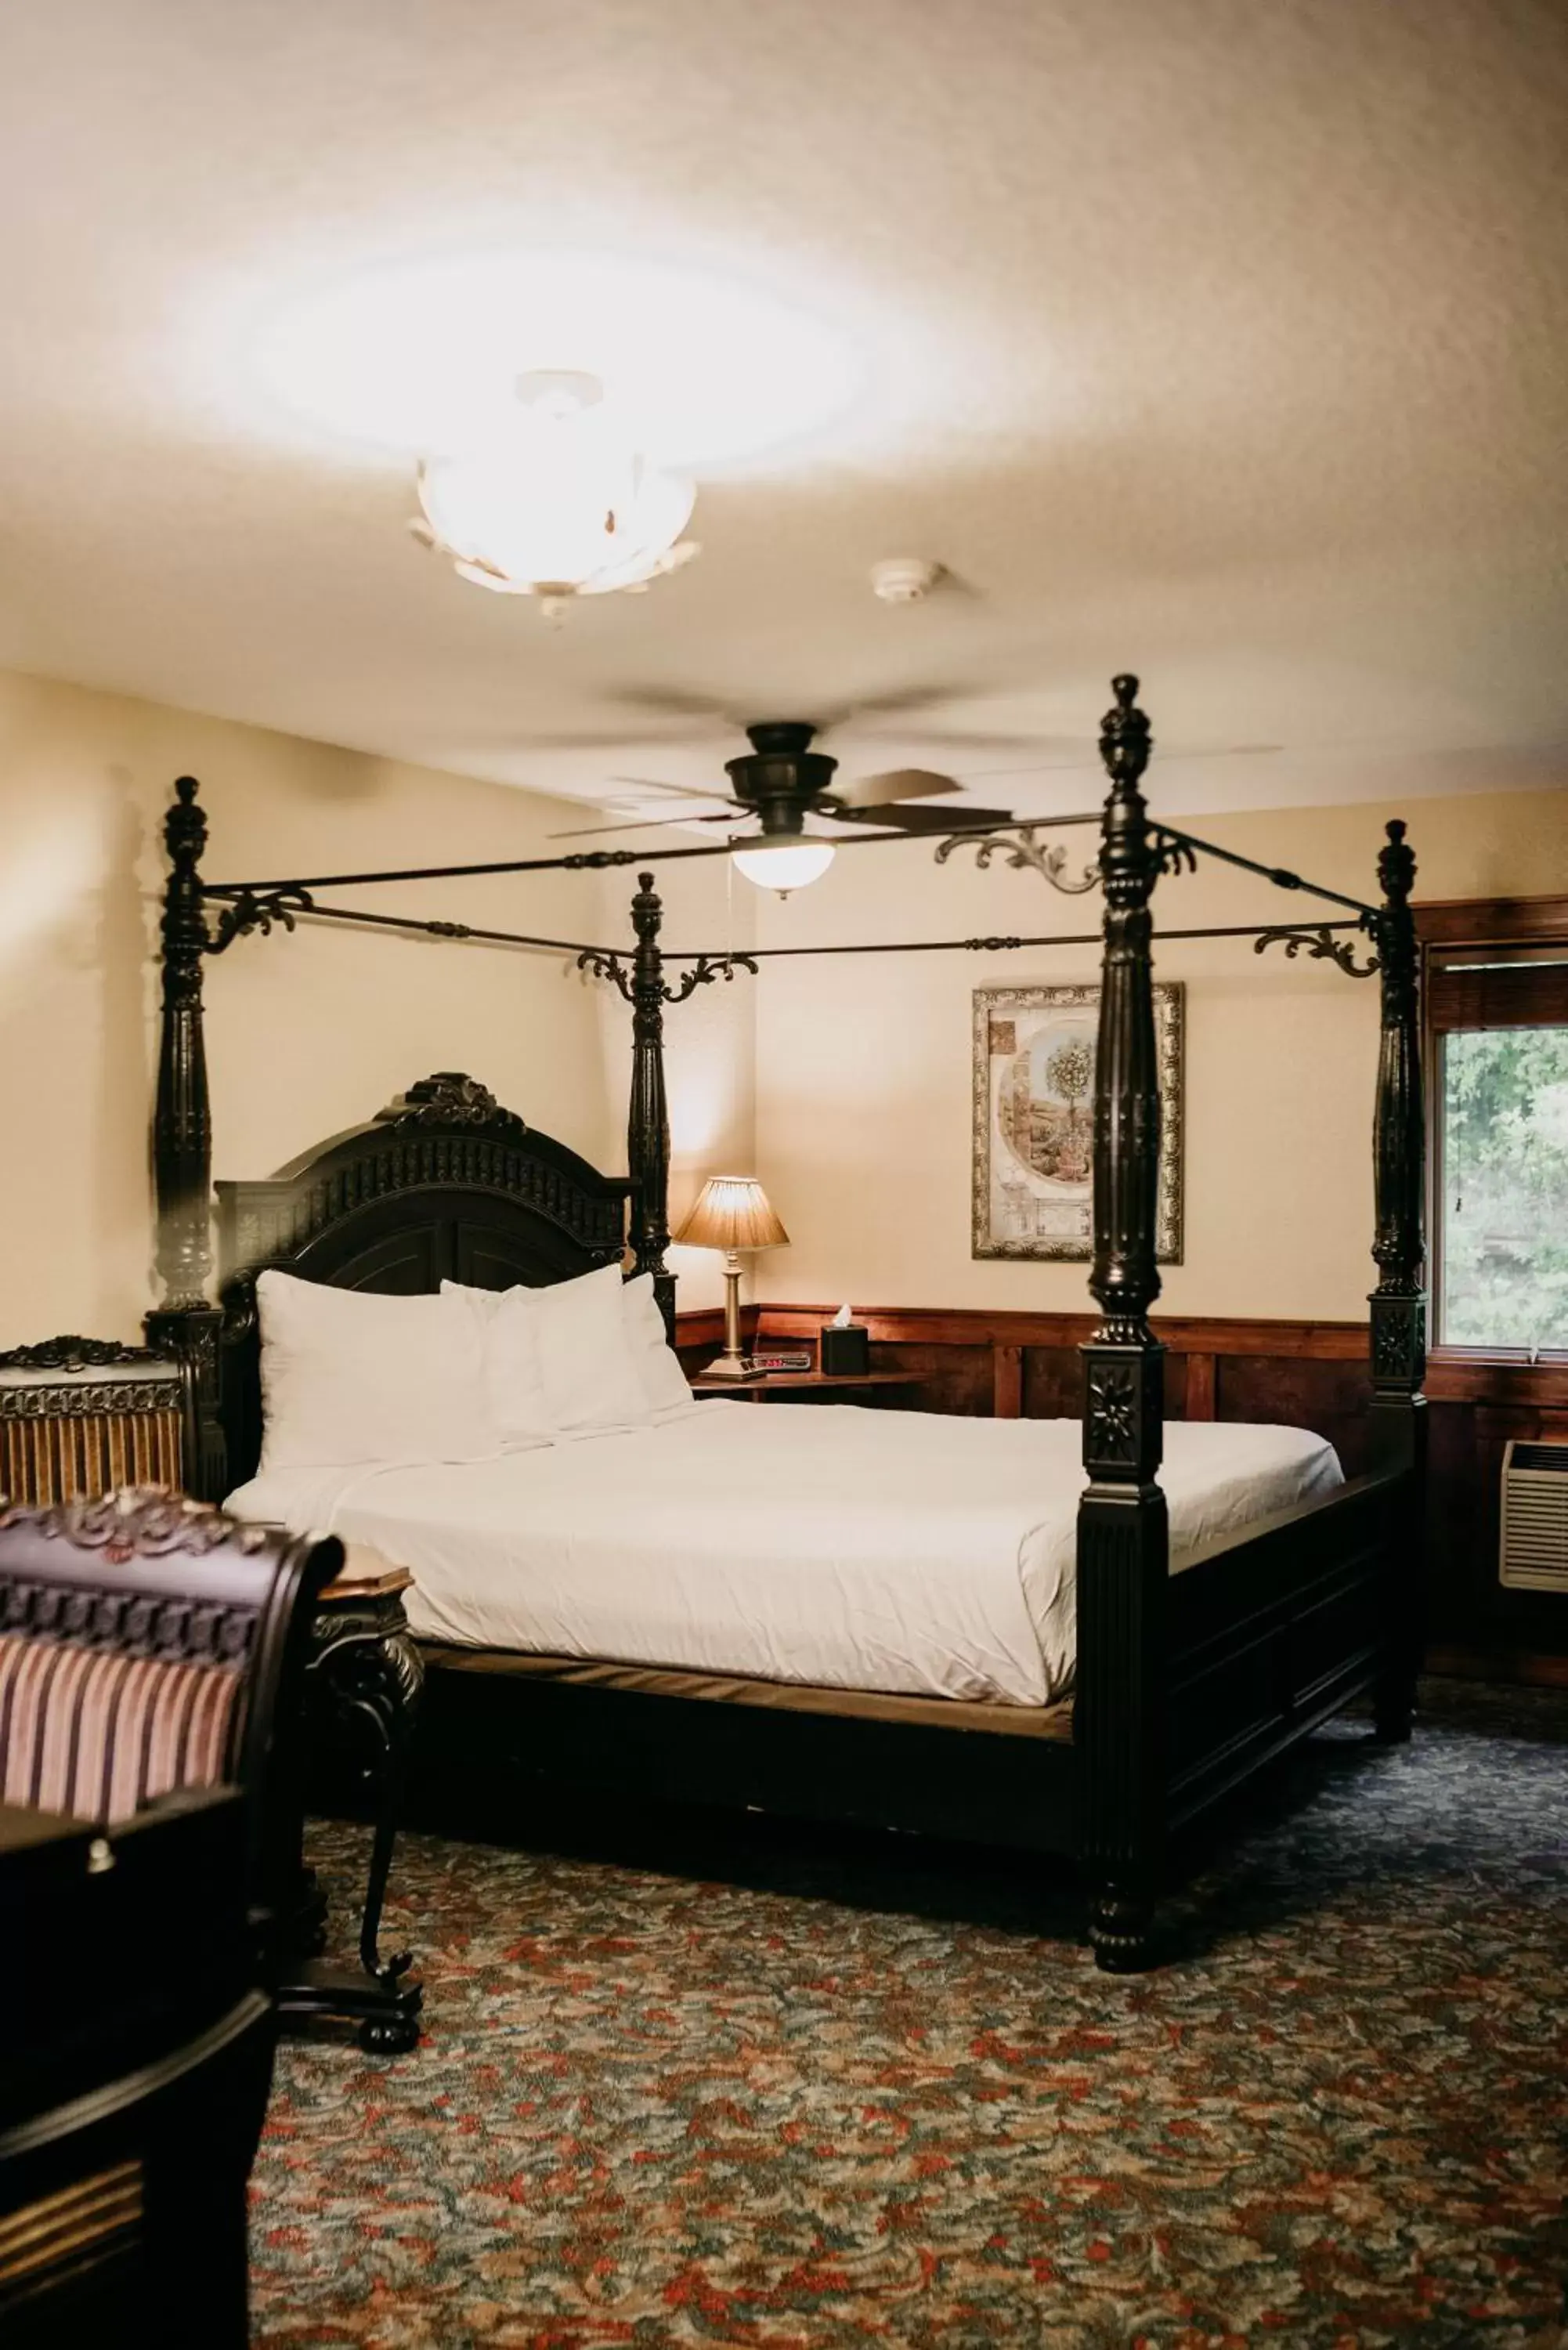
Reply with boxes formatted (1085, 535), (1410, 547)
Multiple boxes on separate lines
(674, 1176), (789, 1253)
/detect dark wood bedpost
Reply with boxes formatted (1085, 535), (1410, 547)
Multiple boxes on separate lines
(627, 871), (676, 1339)
(1368, 817), (1427, 1741)
(1075, 675), (1169, 1973)
(144, 777), (227, 1501)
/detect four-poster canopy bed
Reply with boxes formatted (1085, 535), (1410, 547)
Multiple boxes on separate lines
(143, 676), (1427, 1972)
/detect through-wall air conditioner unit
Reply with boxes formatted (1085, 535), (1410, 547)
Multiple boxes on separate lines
(1499, 1442), (1568, 1592)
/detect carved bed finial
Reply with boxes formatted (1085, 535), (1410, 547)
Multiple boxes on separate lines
(1099, 674), (1153, 794)
(1377, 816), (1415, 908)
(381, 1073), (526, 1138)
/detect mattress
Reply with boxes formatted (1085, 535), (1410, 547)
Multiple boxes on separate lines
(229, 1403), (1342, 1708)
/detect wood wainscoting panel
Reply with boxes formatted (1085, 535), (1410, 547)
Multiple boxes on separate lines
(1216, 1354), (1377, 1477)
(859, 1342), (996, 1417)
(1021, 1346), (1078, 1422)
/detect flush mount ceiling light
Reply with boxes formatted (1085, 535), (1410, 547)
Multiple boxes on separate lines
(728, 840), (836, 898)
(411, 370), (698, 617)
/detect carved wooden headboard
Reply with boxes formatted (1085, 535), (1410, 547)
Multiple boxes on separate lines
(212, 1072), (630, 1492)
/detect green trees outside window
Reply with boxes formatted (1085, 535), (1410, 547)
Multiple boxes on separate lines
(1440, 1026), (1568, 1350)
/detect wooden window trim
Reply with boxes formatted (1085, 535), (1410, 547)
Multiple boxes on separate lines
(1417, 894), (1568, 949)
(1418, 894), (1568, 1376)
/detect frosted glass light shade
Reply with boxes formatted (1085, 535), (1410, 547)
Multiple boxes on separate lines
(729, 840), (836, 896)
(674, 1177), (789, 1253)
(416, 371), (697, 605)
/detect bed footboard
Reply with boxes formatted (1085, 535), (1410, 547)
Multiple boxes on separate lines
(1162, 1466), (1406, 1832)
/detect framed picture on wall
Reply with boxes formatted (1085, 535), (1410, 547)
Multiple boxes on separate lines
(971, 982), (1185, 1262)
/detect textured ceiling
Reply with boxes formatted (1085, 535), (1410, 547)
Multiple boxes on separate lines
(0, 0), (1564, 822)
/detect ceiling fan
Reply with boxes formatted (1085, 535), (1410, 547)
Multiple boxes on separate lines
(550, 721), (1021, 848)
(548, 717), (1283, 861)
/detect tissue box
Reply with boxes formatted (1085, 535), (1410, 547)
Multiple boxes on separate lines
(820, 1321), (870, 1376)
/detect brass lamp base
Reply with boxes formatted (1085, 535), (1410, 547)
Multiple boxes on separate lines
(705, 1253), (755, 1378)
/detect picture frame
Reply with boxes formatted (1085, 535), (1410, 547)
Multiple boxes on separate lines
(971, 982), (1185, 1262)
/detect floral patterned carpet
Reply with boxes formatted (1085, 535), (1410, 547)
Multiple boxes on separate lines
(251, 1681), (1567, 2348)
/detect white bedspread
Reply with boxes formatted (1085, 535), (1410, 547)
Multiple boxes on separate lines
(228, 1405), (1342, 1707)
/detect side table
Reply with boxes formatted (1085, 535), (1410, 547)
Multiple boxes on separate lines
(277, 1564), (425, 2055)
(691, 1369), (928, 1405)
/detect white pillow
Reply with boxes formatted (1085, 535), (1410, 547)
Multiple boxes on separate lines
(444, 1269), (692, 1421)
(620, 1272), (693, 1412)
(439, 1278), (555, 1444)
(487, 1264), (655, 1435)
(257, 1271), (499, 1470)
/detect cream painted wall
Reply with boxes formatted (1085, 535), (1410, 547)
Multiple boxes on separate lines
(0, 667), (617, 1347)
(752, 788), (1568, 1321)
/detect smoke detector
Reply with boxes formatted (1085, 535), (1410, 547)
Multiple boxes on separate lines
(869, 557), (945, 604)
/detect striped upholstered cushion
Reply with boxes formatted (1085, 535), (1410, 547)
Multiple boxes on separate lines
(0, 1633), (244, 1824)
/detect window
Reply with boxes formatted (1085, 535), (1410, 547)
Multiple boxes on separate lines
(1425, 907), (1568, 1356)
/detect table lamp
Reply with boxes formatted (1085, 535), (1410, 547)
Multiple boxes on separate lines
(674, 1176), (789, 1379)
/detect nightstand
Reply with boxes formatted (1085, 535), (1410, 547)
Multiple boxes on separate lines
(691, 1369), (927, 1405)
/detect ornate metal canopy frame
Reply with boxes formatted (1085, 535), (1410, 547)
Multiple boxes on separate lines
(146, 673), (1417, 1376)
(143, 671), (1427, 1969)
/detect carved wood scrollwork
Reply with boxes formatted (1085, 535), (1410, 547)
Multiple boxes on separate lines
(0, 1486), (269, 1561)
(1086, 1365), (1139, 1462)
(310, 1612), (426, 1719)
(0, 1336), (161, 1372)
(1152, 831), (1198, 878)
(1254, 925), (1379, 979)
(576, 948), (759, 1000)
(1371, 1296), (1426, 1383)
(381, 1072), (526, 1138)
(0, 1379), (185, 1421)
(206, 884), (316, 953)
(1082, 1343), (1165, 1484)
(935, 827), (1100, 893)
(664, 953), (761, 1002)
(0, 1577), (258, 1666)
(576, 946), (634, 999)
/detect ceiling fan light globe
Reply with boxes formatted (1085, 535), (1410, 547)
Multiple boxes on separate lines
(730, 841), (836, 898)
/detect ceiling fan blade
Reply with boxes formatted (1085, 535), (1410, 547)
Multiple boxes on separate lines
(834, 766), (964, 808)
(547, 808), (741, 841)
(603, 773), (742, 804)
(834, 801), (1016, 834)
(606, 684), (740, 724)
